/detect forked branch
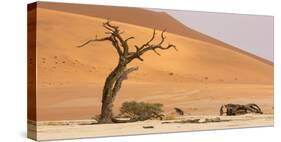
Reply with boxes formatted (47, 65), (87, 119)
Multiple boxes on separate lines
(77, 20), (176, 63)
(128, 29), (177, 62)
(112, 67), (139, 98)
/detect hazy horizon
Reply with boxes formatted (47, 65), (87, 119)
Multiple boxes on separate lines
(149, 9), (274, 62)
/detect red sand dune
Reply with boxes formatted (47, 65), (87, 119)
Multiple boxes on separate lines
(31, 4), (273, 121)
(38, 2), (272, 65)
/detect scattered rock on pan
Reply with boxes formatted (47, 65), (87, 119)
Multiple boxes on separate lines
(143, 126), (154, 129)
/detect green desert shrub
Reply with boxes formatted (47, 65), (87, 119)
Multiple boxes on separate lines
(120, 101), (164, 121)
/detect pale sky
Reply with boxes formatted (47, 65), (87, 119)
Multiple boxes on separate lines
(150, 9), (274, 62)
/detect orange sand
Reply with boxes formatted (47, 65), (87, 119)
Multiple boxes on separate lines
(35, 8), (273, 121)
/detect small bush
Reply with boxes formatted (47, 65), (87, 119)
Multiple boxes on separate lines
(120, 101), (164, 121)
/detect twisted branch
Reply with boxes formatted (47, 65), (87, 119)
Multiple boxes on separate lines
(128, 29), (177, 61)
(112, 67), (139, 98)
(77, 36), (110, 48)
(77, 20), (176, 63)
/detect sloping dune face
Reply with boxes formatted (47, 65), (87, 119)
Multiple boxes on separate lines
(36, 8), (273, 121)
(38, 2), (272, 65)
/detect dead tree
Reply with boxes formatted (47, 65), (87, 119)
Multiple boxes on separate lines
(245, 104), (263, 114)
(77, 21), (177, 123)
(220, 103), (263, 116)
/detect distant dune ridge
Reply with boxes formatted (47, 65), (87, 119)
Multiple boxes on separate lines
(38, 2), (272, 65)
(32, 2), (273, 121)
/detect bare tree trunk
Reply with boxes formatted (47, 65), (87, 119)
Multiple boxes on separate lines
(99, 62), (139, 123)
(99, 97), (114, 123)
(99, 63), (126, 123)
